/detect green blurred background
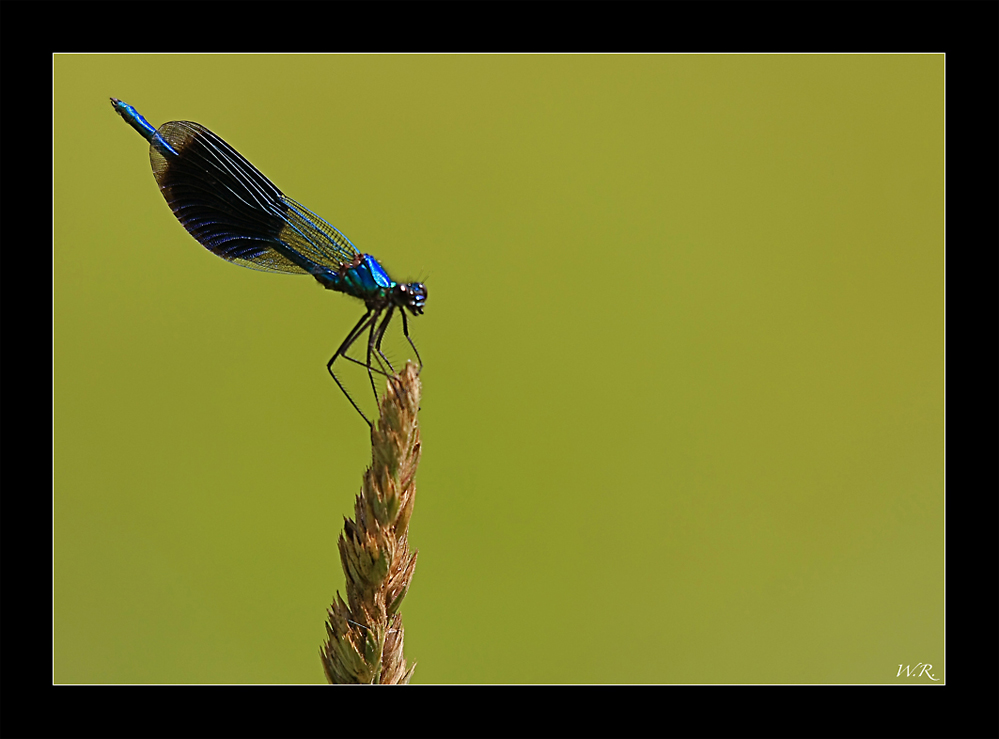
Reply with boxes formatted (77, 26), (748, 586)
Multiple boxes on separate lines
(54, 55), (944, 684)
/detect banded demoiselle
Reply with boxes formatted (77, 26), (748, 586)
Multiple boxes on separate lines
(111, 98), (426, 426)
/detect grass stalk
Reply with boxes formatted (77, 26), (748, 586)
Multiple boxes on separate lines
(320, 362), (421, 684)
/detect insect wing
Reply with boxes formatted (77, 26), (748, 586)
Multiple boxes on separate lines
(151, 121), (359, 276)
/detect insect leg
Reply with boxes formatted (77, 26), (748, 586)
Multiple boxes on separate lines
(365, 307), (394, 403)
(328, 309), (377, 426)
(338, 308), (394, 379)
(373, 306), (397, 376)
(400, 310), (423, 371)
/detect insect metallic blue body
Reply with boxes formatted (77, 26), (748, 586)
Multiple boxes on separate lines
(111, 98), (426, 426)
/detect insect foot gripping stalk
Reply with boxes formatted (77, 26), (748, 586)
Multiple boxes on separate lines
(321, 362), (422, 684)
